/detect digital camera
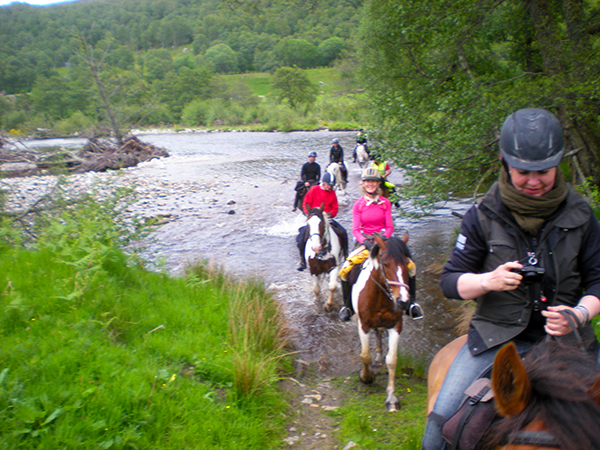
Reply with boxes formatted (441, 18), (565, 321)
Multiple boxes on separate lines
(512, 265), (545, 285)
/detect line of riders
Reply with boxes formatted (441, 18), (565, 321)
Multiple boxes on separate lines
(293, 133), (424, 322)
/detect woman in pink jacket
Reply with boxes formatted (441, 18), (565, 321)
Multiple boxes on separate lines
(338, 167), (423, 321)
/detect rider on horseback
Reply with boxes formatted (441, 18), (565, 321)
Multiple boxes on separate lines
(338, 166), (423, 321)
(296, 172), (348, 271)
(352, 129), (369, 163)
(329, 138), (348, 184)
(292, 151), (320, 212)
(423, 108), (600, 450)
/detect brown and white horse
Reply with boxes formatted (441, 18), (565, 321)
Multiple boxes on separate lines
(305, 205), (344, 312)
(356, 144), (369, 168)
(352, 233), (414, 411)
(427, 336), (600, 449)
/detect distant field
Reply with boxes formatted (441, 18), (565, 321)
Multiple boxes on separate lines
(226, 67), (348, 99)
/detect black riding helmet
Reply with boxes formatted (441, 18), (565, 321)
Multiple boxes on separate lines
(499, 108), (564, 171)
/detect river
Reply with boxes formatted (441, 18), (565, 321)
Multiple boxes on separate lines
(16, 130), (474, 376)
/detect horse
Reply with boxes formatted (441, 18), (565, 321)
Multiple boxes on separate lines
(356, 144), (369, 168)
(427, 336), (600, 449)
(350, 233), (415, 412)
(305, 204), (345, 312)
(326, 162), (347, 195)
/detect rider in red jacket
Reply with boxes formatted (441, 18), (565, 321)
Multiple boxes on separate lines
(296, 173), (347, 271)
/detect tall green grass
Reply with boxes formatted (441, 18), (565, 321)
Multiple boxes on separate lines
(0, 194), (290, 449)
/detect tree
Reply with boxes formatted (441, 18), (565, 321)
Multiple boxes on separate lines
(274, 38), (318, 69)
(271, 66), (318, 109)
(205, 43), (238, 74)
(360, 0), (600, 208)
(317, 37), (346, 66)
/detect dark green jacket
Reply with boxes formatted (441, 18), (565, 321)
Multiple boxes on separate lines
(442, 182), (600, 355)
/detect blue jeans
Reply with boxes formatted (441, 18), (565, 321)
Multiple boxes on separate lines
(422, 340), (533, 450)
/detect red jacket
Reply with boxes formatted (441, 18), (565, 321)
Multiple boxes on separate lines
(302, 185), (338, 218)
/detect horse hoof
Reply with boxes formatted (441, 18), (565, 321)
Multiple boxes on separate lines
(385, 401), (400, 412)
(360, 373), (375, 385)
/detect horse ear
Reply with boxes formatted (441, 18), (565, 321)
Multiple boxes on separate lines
(319, 202), (325, 212)
(588, 376), (600, 407)
(374, 234), (386, 249)
(402, 232), (409, 244)
(492, 342), (532, 417)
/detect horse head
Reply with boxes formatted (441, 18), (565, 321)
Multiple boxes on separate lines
(369, 233), (412, 311)
(307, 202), (327, 254)
(490, 340), (600, 450)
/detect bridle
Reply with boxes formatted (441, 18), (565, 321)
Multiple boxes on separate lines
(308, 212), (330, 253)
(369, 251), (410, 303)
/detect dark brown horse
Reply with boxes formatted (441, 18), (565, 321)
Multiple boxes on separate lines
(351, 233), (415, 411)
(428, 337), (600, 449)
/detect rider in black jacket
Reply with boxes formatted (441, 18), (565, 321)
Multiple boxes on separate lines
(329, 138), (347, 183)
(293, 151), (320, 211)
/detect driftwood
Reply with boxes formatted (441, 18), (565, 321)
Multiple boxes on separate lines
(0, 135), (169, 178)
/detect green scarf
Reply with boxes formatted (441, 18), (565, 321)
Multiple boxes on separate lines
(498, 166), (568, 235)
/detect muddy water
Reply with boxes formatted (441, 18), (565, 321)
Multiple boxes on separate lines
(30, 131), (474, 376)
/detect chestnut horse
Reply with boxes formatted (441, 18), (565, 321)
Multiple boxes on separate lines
(351, 233), (415, 411)
(305, 205), (345, 312)
(427, 336), (600, 449)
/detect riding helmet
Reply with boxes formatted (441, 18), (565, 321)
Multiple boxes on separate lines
(308, 151), (317, 158)
(331, 138), (339, 144)
(361, 167), (381, 181)
(322, 172), (336, 186)
(499, 108), (565, 171)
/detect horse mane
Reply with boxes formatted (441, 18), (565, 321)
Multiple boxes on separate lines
(379, 236), (411, 265)
(485, 340), (600, 450)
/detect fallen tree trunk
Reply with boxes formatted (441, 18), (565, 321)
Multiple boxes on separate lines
(0, 135), (169, 178)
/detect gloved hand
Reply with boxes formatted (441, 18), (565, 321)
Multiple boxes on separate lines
(364, 239), (375, 251)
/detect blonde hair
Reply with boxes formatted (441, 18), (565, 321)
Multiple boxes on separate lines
(359, 181), (383, 197)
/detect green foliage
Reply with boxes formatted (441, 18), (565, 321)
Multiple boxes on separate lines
(205, 43), (239, 74)
(272, 66), (318, 110)
(360, 0), (600, 208)
(0, 193), (290, 449)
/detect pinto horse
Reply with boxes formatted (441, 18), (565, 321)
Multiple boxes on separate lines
(305, 205), (345, 312)
(326, 162), (347, 195)
(427, 336), (600, 449)
(351, 233), (415, 411)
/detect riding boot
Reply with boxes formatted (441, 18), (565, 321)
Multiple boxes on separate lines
(338, 280), (353, 322)
(297, 249), (306, 271)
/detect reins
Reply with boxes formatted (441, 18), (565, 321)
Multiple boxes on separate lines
(369, 252), (410, 302)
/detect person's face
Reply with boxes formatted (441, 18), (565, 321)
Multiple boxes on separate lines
(508, 166), (557, 197)
(333, 142), (339, 148)
(308, 156), (316, 162)
(363, 179), (380, 195)
(322, 182), (333, 191)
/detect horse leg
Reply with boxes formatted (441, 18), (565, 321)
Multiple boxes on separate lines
(313, 274), (321, 300)
(373, 328), (384, 366)
(323, 268), (338, 312)
(384, 329), (400, 412)
(358, 323), (375, 384)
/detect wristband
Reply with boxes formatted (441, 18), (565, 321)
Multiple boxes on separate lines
(574, 305), (590, 326)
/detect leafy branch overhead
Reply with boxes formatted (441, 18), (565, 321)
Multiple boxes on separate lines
(360, 0), (600, 207)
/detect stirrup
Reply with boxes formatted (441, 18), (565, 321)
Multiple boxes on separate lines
(338, 306), (353, 322)
(409, 303), (423, 320)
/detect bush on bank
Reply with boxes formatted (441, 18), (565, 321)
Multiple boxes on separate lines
(0, 193), (291, 449)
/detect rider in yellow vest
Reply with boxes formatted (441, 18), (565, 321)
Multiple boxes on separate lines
(370, 152), (399, 207)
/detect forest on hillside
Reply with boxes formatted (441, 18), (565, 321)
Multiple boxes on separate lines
(2, 0), (600, 207)
(0, 0), (366, 137)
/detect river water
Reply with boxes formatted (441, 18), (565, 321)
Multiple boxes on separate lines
(20, 130), (474, 376)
